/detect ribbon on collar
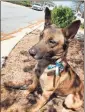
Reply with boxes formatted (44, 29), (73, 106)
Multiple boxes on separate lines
(47, 61), (64, 76)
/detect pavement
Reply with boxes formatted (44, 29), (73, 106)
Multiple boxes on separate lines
(1, 20), (44, 67)
(1, 1), (44, 34)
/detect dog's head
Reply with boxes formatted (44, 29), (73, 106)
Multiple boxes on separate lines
(29, 8), (80, 60)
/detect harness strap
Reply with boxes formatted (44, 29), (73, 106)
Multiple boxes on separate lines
(53, 73), (56, 87)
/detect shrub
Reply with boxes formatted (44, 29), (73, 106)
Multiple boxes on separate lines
(21, 1), (31, 7)
(51, 6), (75, 28)
(7, 0), (31, 7)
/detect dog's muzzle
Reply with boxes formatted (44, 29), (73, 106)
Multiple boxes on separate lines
(29, 47), (55, 60)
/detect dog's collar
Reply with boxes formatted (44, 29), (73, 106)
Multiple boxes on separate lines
(47, 59), (65, 76)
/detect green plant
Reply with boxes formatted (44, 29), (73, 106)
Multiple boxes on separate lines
(7, 0), (31, 7)
(51, 6), (75, 28)
(21, 1), (31, 7)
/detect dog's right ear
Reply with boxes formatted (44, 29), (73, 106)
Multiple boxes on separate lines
(44, 7), (51, 28)
(62, 20), (81, 41)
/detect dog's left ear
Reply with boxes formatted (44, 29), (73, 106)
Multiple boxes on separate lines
(62, 20), (81, 40)
(44, 7), (51, 28)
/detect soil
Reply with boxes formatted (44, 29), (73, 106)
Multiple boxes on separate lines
(1, 29), (84, 112)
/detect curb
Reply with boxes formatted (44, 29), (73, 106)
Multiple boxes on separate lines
(1, 20), (44, 41)
(1, 21), (44, 68)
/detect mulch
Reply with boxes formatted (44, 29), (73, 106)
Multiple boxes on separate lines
(1, 29), (84, 112)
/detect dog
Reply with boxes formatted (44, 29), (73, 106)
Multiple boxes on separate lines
(4, 8), (84, 112)
(28, 8), (84, 112)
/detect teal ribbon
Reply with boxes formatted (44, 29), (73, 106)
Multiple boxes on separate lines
(48, 65), (56, 69)
(47, 61), (64, 75)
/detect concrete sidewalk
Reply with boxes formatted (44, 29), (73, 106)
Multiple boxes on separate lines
(1, 21), (44, 67)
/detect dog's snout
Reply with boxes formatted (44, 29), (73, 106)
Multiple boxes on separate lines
(29, 48), (37, 57)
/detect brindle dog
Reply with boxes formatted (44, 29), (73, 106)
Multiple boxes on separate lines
(28, 8), (84, 112)
(4, 8), (84, 112)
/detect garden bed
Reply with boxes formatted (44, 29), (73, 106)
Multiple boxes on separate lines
(1, 29), (84, 112)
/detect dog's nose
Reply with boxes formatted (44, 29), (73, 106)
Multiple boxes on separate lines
(29, 48), (36, 57)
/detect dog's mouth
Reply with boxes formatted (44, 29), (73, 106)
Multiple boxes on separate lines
(33, 55), (43, 60)
(29, 47), (65, 60)
(29, 48), (65, 61)
(33, 51), (66, 61)
(33, 51), (55, 60)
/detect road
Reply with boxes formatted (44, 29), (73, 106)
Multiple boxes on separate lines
(1, 1), (44, 34)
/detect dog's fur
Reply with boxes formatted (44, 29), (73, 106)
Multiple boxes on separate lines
(4, 8), (84, 112)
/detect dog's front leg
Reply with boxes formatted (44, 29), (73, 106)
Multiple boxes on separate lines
(28, 90), (53, 112)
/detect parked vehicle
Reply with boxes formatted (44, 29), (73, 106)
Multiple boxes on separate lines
(32, 3), (43, 11)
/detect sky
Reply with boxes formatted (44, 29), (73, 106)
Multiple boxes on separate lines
(53, 1), (84, 12)
(53, 1), (73, 8)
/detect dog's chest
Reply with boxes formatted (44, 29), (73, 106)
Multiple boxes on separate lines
(40, 68), (73, 94)
(40, 71), (55, 91)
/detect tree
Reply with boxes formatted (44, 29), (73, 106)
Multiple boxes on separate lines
(31, 0), (54, 6)
(72, 1), (84, 13)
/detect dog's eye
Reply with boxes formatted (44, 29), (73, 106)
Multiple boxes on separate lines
(49, 39), (57, 44)
(48, 39), (58, 48)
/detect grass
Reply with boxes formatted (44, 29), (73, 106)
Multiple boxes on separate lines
(7, 0), (31, 7)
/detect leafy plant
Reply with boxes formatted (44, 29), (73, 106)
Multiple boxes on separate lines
(51, 6), (75, 28)
(7, 0), (31, 7)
